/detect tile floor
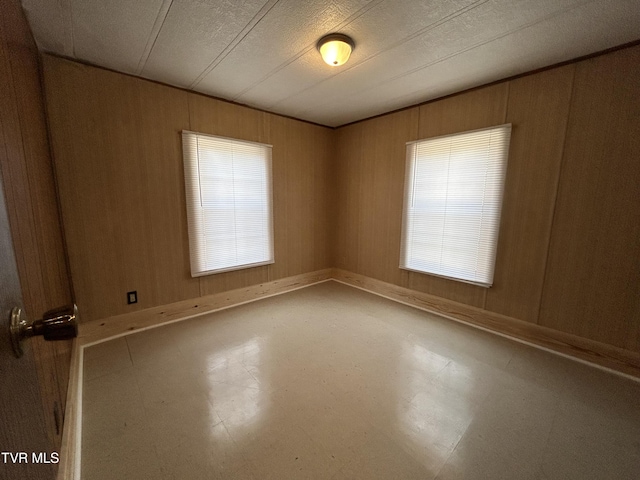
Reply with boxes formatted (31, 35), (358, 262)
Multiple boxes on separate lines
(82, 281), (640, 479)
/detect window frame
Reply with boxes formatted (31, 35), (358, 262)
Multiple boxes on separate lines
(181, 130), (274, 278)
(399, 124), (512, 287)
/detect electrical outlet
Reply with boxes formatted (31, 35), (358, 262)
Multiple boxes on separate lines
(127, 291), (137, 304)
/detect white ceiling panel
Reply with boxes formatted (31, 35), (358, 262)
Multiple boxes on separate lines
(233, 0), (478, 106)
(304, 0), (640, 126)
(21, 0), (74, 56)
(22, 0), (640, 127)
(382, 0), (640, 109)
(71, 0), (171, 74)
(195, 0), (372, 99)
(267, 0), (590, 116)
(141, 0), (272, 87)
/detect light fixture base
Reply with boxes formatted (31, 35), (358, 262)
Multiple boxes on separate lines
(317, 33), (355, 66)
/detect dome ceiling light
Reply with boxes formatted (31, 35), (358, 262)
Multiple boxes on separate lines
(317, 33), (355, 67)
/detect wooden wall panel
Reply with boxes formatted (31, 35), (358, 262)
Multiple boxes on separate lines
(41, 41), (640, 363)
(539, 47), (640, 351)
(417, 83), (510, 138)
(44, 57), (334, 320)
(485, 65), (575, 323)
(334, 109), (419, 287)
(409, 83), (510, 307)
(357, 110), (419, 286)
(335, 122), (363, 274)
(336, 44), (640, 357)
(187, 95), (334, 295)
(134, 82), (200, 305)
(0, 0), (73, 452)
(187, 93), (271, 295)
(44, 57), (200, 322)
(268, 114), (334, 280)
(187, 93), (269, 144)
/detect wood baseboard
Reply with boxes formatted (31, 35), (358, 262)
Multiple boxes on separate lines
(78, 268), (333, 346)
(55, 339), (82, 480)
(57, 266), (639, 479)
(332, 269), (640, 380)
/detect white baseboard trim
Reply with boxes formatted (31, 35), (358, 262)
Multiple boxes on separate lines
(56, 267), (640, 479)
(332, 269), (640, 382)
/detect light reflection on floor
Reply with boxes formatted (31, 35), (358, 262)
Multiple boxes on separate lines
(82, 281), (640, 479)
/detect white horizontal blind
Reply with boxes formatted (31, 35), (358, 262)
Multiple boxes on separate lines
(182, 131), (274, 277)
(400, 124), (511, 287)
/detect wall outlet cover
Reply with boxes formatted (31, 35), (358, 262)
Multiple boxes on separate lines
(127, 291), (137, 304)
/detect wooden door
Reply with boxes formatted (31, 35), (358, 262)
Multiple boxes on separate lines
(0, 171), (56, 479)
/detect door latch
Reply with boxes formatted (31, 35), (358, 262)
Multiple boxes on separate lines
(10, 304), (78, 358)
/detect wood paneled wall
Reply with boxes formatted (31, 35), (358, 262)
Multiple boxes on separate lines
(0, 0), (73, 451)
(335, 109), (418, 288)
(335, 45), (640, 355)
(485, 67), (574, 323)
(539, 48), (640, 351)
(42, 44), (639, 358)
(43, 59), (199, 323)
(43, 57), (334, 322)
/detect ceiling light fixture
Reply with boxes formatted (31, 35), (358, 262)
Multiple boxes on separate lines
(317, 33), (355, 67)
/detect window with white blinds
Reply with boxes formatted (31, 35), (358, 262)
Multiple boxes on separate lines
(400, 124), (511, 287)
(182, 131), (274, 277)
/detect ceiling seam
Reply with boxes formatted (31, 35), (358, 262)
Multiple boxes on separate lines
(189, 0), (281, 89)
(378, 0), (596, 88)
(262, 0), (493, 110)
(229, 0), (387, 102)
(285, 0), (595, 121)
(135, 0), (174, 76)
(322, 0), (597, 116)
(249, 0), (492, 108)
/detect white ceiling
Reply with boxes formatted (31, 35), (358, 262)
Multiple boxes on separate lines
(21, 0), (640, 127)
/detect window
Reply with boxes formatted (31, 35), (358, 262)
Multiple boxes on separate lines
(182, 131), (274, 277)
(400, 124), (511, 287)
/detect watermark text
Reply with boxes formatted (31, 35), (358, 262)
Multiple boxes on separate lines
(1, 452), (59, 464)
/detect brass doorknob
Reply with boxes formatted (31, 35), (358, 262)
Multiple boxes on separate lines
(10, 304), (78, 358)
